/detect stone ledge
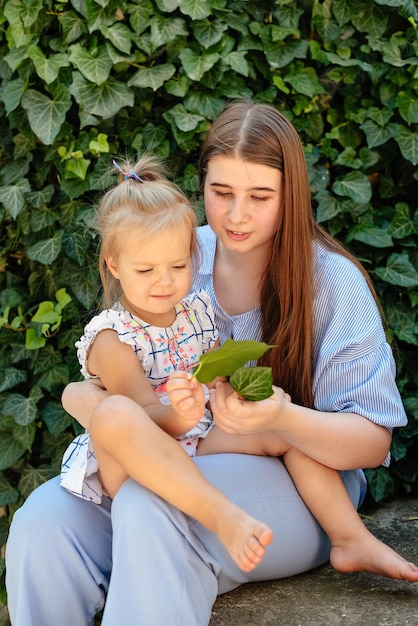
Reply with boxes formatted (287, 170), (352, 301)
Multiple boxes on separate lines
(210, 497), (418, 626)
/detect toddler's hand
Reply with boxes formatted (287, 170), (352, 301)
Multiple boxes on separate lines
(166, 371), (207, 428)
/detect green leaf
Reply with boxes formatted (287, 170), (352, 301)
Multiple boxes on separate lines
(1, 77), (27, 114)
(0, 179), (31, 219)
(27, 46), (70, 85)
(0, 368), (27, 393)
(27, 230), (63, 265)
(315, 190), (343, 223)
(3, 393), (39, 426)
(179, 0), (212, 20)
(100, 23), (133, 55)
(68, 43), (112, 86)
(332, 171), (372, 204)
(58, 9), (88, 43)
(70, 73), (134, 119)
(284, 66), (325, 98)
(364, 467), (396, 503)
(4, 0), (42, 28)
(128, 64), (176, 90)
(149, 15), (188, 49)
(229, 367), (274, 401)
(224, 51), (249, 77)
(375, 253), (418, 287)
(21, 84), (72, 145)
(0, 433), (26, 472)
(14, 421), (36, 452)
(193, 19), (226, 49)
(396, 92), (418, 124)
(37, 363), (70, 393)
(42, 401), (73, 435)
(389, 203), (417, 239)
(395, 125), (418, 166)
(346, 224), (393, 248)
(386, 302), (418, 346)
(163, 104), (204, 132)
(130, 1), (153, 35)
(179, 48), (219, 81)
(0, 473), (19, 507)
(18, 467), (54, 500)
(360, 119), (396, 148)
(193, 339), (274, 383)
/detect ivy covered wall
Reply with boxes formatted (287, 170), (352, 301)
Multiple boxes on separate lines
(0, 0), (417, 603)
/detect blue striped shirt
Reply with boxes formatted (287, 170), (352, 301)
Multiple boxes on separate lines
(192, 225), (407, 466)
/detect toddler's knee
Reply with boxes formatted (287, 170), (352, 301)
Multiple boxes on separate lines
(91, 395), (140, 438)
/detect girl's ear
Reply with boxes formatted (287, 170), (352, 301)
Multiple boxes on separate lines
(105, 256), (120, 279)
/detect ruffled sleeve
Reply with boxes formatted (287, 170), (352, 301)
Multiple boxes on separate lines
(312, 246), (407, 466)
(75, 307), (151, 378)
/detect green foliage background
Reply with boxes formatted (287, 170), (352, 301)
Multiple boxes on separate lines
(0, 0), (418, 604)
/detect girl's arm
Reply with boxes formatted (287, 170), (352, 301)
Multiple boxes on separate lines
(209, 382), (391, 471)
(66, 329), (203, 437)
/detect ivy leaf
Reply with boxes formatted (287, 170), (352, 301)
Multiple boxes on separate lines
(332, 171), (372, 204)
(364, 467), (395, 503)
(179, 0), (212, 20)
(224, 51), (249, 77)
(149, 15), (188, 48)
(18, 467), (55, 500)
(396, 91), (418, 124)
(1, 77), (27, 113)
(179, 48), (219, 81)
(230, 367), (274, 401)
(128, 64), (176, 91)
(21, 84), (72, 145)
(346, 224), (393, 248)
(27, 230), (63, 265)
(193, 20), (226, 49)
(58, 9), (88, 43)
(0, 367), (27, 393)
(395, 125), (418, 165)
(193, 339), (274, 383)
(0, 473), (19, 507)
(360, 119), (396, 148)
(3, 393), (39, 426)
(0, 433), (26, 472)
(163, 103), (204, 132)
(70, 72), (134, 119)
(100, 23), (133, 55)
(69, 43), (112, 85)
(375, 253), (418, 287)
(27, 46), (70, 85)
(0, 179), (31, 219)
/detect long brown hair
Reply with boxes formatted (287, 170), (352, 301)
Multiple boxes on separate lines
(199, 100), (382, 408)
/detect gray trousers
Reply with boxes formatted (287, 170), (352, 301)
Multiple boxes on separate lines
(6, 453), (365, 626)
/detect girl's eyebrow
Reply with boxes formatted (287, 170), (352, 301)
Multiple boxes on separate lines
(209, 182), (276, 192)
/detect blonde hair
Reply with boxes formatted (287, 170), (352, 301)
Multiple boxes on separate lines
(199, 100), (382, 408)
(97, 154), (199, 307)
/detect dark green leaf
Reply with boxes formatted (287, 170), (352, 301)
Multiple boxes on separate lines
(0, 433), (26, 471)
(21, 85), (72, 145)
(230, 366), (274, 401)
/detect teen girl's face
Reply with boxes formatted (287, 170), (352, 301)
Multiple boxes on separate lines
(106, 222), (192, 327)
(204, 156), (283, 256)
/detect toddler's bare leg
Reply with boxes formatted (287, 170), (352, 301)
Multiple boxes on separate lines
(90, 395), (273, 572)
(283, 447), (418, 582)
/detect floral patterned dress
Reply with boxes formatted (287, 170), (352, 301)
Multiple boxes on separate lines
(60, 290), (218, 503)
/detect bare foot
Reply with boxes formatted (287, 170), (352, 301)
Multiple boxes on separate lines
(330, 528), (418, 582)
(213, 504), (274, 572)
